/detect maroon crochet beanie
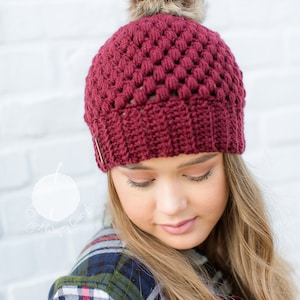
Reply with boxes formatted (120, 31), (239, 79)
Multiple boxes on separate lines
(84, 3), (246, 172)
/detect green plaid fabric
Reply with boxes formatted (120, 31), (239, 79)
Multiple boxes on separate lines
(48, 227), (233, 300)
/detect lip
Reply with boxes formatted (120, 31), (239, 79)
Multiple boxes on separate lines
(159, 217), (196, 235)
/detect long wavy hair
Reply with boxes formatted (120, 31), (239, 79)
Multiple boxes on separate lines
(107, 154), (297, 299)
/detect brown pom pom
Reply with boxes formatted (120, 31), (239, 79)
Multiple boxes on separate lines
(128, 0), (206, 23)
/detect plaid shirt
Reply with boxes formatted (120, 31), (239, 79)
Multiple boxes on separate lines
(48, 227), (233, 300)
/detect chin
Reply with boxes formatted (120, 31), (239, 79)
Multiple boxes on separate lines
(160, 235), (207, 250)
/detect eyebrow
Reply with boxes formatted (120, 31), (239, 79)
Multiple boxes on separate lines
(177, 153), (218, 168)
(121, 153), (218, 170)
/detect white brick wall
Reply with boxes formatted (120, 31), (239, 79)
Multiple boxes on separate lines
(0, 0), (299, 299)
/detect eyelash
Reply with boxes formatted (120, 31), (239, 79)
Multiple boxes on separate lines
(127, 179), (154, 189)
(127, 170), (212, 189)
(184, 170), (212, 182)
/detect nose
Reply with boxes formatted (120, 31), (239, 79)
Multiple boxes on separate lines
(156, 178), (187, 216)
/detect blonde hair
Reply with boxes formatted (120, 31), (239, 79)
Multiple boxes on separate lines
(107, 154), (297, 299)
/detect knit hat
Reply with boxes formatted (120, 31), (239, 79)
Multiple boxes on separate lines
(84, 0), (246, 172)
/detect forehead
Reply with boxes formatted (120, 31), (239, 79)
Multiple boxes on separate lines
(121, 152), (220, 171)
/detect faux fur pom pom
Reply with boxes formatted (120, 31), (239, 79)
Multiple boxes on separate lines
(128, 0), (206, 23)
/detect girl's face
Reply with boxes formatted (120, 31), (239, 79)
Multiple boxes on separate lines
(111, 152), (228, 250)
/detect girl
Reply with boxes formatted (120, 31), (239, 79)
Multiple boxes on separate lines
(49, 0), (297, 299)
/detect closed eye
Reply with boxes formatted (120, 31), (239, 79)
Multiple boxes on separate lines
(127, 179), (155, 188)
(184, 170), (212, 182)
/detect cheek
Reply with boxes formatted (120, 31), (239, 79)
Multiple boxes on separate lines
(119, 195), (155, 227)
(210, 179), (228, 215)
(113, 179), (154, 223)
(192, 171), (228, 216)
(120, 193), (144, 211)
(205, 191), (228, 216)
